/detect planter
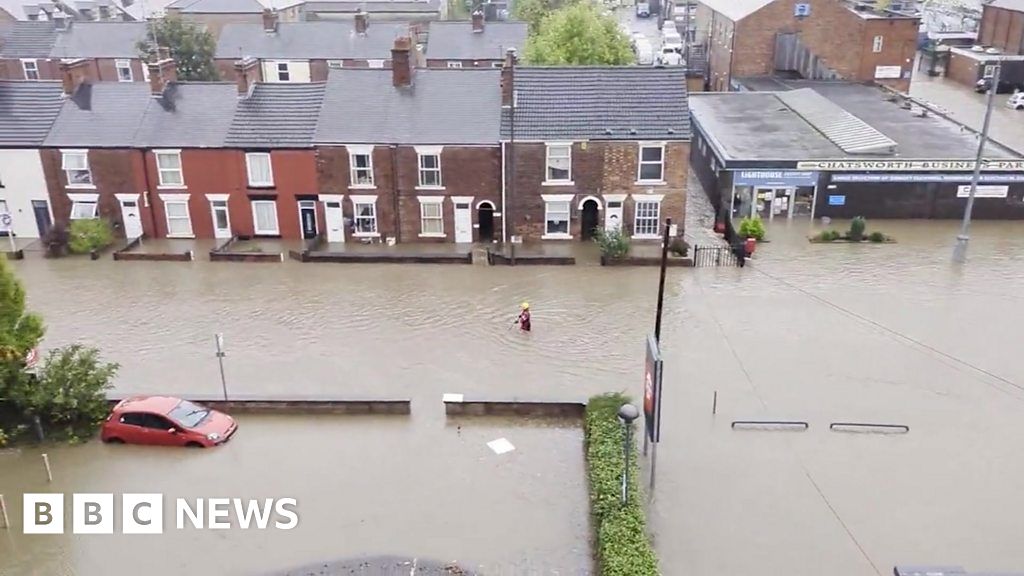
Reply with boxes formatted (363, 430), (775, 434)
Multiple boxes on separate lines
(744, 237), (757, 256)
(714, 221), (725, 234)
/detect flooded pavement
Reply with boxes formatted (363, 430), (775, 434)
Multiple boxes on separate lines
(2, 217), (1024, 575)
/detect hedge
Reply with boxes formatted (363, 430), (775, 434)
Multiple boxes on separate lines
(585, 393), (659, 575)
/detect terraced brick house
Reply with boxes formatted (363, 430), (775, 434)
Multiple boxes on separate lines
(425, 13), (525, 69)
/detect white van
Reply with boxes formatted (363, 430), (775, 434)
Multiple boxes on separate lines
(635, 38), (654, 65)
(658, 47), (683, 66)
(661, 28), (683, 52)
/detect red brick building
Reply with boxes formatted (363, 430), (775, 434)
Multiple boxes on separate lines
(696, 0), (918, 92)
(1, 21), (150, 82)
(424, 14), (526, 69)
(978, 0), (1024, 54)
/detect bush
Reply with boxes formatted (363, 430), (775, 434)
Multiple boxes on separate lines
(738, 217), (765, 241)
(42, 224), (70, 258)
(594, 227), (631, 259)
(848, 216), (866, 242)
(813, 230), (842, 242)
(68, 219), (114, 255)
(868, 231), (886, 243)
(668, 237), (689, 257)
(586, 393), (659, 576)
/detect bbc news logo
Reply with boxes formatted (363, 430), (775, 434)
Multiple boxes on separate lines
(23, 494), (299, 534)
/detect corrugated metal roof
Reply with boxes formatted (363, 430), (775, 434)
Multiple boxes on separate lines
(0, 21), (58, 58)
(697, 0), (774, 21)
(0, 80), (64, 146)
(776, 88), (897, 154)
(425, 21), (526, 60)
(226, 82), (325, 147)
(215, 20), (410, 60)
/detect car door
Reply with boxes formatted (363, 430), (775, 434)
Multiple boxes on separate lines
(143, 413), (183, 446)
(118, 412), (148, 444)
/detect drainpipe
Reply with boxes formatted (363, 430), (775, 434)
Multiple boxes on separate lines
(727, 18), (736, 90)
(390, 144), (401, 243)
(500, 141), (507, 243)
(139, 149), (159, 237)
(507, 88), (516, 244)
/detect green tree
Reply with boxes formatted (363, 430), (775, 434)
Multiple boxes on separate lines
(514, 0), (576, 34)
(0, 258), (44, 364)
(137, 16), (219, 81)
(524, 3), (633, 65)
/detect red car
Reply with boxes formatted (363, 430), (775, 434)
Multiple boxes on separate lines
(101, 396), (237, 448)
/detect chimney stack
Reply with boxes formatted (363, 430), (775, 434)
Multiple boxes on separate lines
(501, 48), (516, 107)
(354, 8), (368, 35)
(148, 51), (178, 96)
(262, 8), (278, 33)
(234, 57), (260, 96)
(472, 10), (484, 32)
(59, 58), (92, 95)
(391, 36), (413, 88)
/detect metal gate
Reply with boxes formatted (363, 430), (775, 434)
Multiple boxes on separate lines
(692, 244), (740, 267)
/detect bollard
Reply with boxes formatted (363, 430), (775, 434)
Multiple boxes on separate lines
(712, 390), (718, 415)
(42, 453), (52, 482)
(0, 494), (9, 529)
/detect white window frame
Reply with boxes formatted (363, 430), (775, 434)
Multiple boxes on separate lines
(115, 59), (133, 82)
(367, 59), (385, 69)
(61, 149), (94, 188)
(415, 145), (443, 189)
(159, 193), (194, 238)
(491, 62), (503, 69)
(68, 192), (99, 220)
(631, 194), (664, 239)
(154, 149), (185, 188)
(275, 61), (291, 82)
(446, 61), (463, 68)
(142, 63), (151, 82)
(544, 142), (573, 185)
(347, 145), (375, 188)
(872, 35), (884, 53)
(541, 194), (573, 239)
(250, 200), (280, 235)
(350, 194), (379, 237)
(418, 196), (445, 237)
(637, 142), (666, 184)
(21, 59), (39, 80)
(245, 152), (274, 187)
(327, 60), (344, 69)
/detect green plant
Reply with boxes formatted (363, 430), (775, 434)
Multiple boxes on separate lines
(813, 229), (842, 242)
(868, 231), (886, 243)
(849, 216), (866, 242)
(0, 426), (7, 447)
(594, 227), (631, 259)
(668, 237), (689, 257)
(738, 217), (765, 241)
(586, 393), (659, 576)
(42, 224), (70, 258)
(68, 219), (114, 255)
(524, 2), (633, 65)
(137, 16), (219, 81)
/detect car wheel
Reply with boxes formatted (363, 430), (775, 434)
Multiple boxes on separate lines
(185, 441), (205, 448)
(104, 437), (124, 444)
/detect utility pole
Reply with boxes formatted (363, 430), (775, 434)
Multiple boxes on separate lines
(953, 63), (999, 264)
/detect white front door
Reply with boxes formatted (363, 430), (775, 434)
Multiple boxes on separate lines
(210, 200), (231, 239)
(605, 200), (624, 231)
(119, 197), (143, 239)
(454, 201), (472, 243)
(324, 200), (344, 243)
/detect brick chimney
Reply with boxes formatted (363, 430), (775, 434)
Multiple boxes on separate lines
(59, 58), (91, 95)
(472, 9), (484, 32)
(501, 48), (516, 107)
(262, 8), (278, 33)
(234, 57), (260, 96)
(148, 51), (178, 96)
(354, 8), (368, 35)
(392, 36), (413, 88)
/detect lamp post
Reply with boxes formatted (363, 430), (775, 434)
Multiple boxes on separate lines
(953, 63), (1000, 264)
(618, 403), (640, 504)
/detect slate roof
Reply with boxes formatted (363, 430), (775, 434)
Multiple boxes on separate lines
(988, 0), (1024, 12)
(697, 0), (774, 21)
(215, 20), (410, 60)
(226, 82), (325, 147)
(0, 80), (64, 146)
(426, 21), (525, 60)
(167, 0), (265, 13)
(44, 82), (152, 147)
(0, 21), (58, 57)
(49, 21), (148, 58)
(315, 68), (500, 144)
(133, 82), (239, 147)
(500, 67), (690, 141)
(286, 0), (440, 14)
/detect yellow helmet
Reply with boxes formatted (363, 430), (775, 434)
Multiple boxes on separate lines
(521, 302), (530, 310)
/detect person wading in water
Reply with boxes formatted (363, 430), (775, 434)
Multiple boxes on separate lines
(515, 302), (532, 332)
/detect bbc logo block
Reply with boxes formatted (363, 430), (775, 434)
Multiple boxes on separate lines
(24, 493), (163, 534)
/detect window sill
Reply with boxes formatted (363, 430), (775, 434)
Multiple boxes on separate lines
(247, 184), (276, 189)
(349, 184), (377, 190)
(253, 231), (281, 236)
(158, 185), (188, 190)
(542, 180), (575, 187)
(635, 181), (667, 186)
(541, 233), (573, 240)
(66, 184), (97, 190)
(167, 234), (195, 239)
(418, 232), (446, 238)
(353, 232), (381, 238)
(633, 234), (661, 240)
(416, 186), (446, 191)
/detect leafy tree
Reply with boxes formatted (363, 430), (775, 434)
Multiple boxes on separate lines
(524, 3), (633, 65)
(514, 0), (577, 34)
(68, 219), (114, 255)
(137, 16), (219, 81)
(0, 258), (44, 364)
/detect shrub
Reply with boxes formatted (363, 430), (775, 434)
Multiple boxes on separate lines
(868, 231), (886, 243)
(42, 224), (70, 258)
(739, 217), (765, 241)
(68, 219), (114, 255)
(586, 393), (659, 576)
(0, 426), (7, 447)
(813, 230), (842, 242)
(594, 227), (631, 260)
(848, 216), (866, 242)
(668, 238), (689, 257)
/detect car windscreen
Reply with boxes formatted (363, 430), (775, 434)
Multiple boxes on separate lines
(167, 401), (209, 429)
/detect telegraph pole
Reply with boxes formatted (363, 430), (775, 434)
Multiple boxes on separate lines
(953, 63), (999, 264)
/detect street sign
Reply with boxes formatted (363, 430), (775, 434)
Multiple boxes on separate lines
(25, 347), (39, 368)
(643, 334), (663, 443)
(0, 213), (12, 227)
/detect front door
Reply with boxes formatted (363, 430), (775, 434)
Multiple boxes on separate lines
(477, 204), (495, 242)
(210, 201), (231, 239)
(32, 200), (52, 237)
(454, 202), (472, 243)
(324, 201), (344, 243)
(605, 200), (623, 231)
(580, 199), (599, 240)
(298, 201), (317, 239)
(119, 198), (143, 239)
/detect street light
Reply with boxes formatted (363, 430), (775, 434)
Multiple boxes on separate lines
(618, 403), (640, 504)
(953, 63), (1000, 264)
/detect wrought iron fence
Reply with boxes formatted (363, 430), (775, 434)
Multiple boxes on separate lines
(692, 244), (740, 267)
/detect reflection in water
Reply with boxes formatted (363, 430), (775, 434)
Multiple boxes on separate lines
(2, 219), (1024, 576)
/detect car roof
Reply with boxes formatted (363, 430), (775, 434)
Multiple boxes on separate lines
(116, 395), (183, 413)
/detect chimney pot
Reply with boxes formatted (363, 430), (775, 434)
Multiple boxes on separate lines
(262, 8), (278, 32)
(391, 36), (413, 87)
(472, 10), (484, 32)
(354, 9), (368, 34)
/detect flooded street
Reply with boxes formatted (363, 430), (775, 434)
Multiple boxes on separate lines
(2, 218), (1024, 575)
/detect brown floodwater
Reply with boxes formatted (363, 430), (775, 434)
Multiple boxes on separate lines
(2, 218), (1024, 576)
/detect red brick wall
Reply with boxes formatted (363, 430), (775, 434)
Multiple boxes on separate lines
(858, 18), (917, 92)
(508, 141), (688, 242)
(980, 6), (1024, 54)
(216, 58), (393, 82)
(947, 51), (984, 87)
(0, 57), (139, 81)
(705, 13), (735, 91)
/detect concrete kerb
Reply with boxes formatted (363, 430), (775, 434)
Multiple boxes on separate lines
(106, 394), (411, 415)
(442, 393), (586, 418)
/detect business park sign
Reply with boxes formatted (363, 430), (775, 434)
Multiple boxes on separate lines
(797, 159), (1024, 172)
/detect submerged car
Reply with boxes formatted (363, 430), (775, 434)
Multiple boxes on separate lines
(101, 396), (237, 448)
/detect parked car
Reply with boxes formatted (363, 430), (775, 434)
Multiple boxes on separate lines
(636, 1), (650, 17)
(661, 28), (683, 53)
(101, 396), (237, 448)
(658, 47), (684, 66)
(1006, 92), (1024, 110)
(975, 77), (1021, 94)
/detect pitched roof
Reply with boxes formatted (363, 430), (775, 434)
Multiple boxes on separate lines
(425, 21), (526, 60)
(49, 21), (148, 58)
(0, 20), (58, 57)
(167, 0), (265, 13)
(0, 80), (64, 145)
(988, 0), (1024, 12)
(288, 0), (440, 14)
(45, 82), (150, 146)
(315, 68), (500, 144)
(775, 88), (897, 154)
(697, 0), (774, 21)
(215, 20), (409, 59)
(226, 82), (325, 147)
(500, 67), (690, 141)
(133, 83), (239, 147)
